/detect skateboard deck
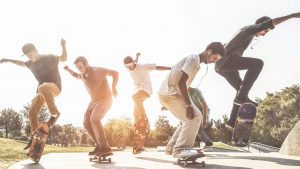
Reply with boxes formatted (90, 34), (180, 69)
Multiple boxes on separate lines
(232, 103), (257, 146)
(89, 152), (113, 163)
(132, 118), (148, 154)
(177, 152), (206, 167)
(28, 123), (49, 163)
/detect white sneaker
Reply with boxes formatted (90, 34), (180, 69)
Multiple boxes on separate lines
(173, 149), (199, 158)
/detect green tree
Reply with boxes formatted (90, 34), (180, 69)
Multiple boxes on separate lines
(154, 115), (175, 146)
(252, 85), (300, 147)
(0, 108), (23, 138)
(81, 133), (88, 146)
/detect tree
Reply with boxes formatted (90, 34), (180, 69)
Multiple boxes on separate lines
(61, 124), (78, 147)
(252, 85), (300, 147)
(0, 108), (23, 138)
(21, 103), (50, 136)
(154, 115), (175, 146)
(81, 133), (88, 146)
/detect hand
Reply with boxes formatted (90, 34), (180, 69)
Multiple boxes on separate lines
(61, 38), (66, 47)
(64, 65), (69, 70)
(112, 88), (118, 97)
(186, 106), (195, 120)
(136, 52), (141, 57)
(292, 12), (300, 18)
(0, 58), (8, 63)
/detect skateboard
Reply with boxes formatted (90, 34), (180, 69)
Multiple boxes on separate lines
(232, 103), (257, 146)
(132, 118), (148, 154)
(89, 152), (113, 163)
(176, 151), (206, 167)
(28, 123), (49, 163)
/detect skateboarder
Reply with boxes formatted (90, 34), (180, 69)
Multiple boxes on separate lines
(158, 42), (225, 158)
(0, 39), (67, 150)
(123, 52), (170, 153)
(165, 87), (213, 155)
(64, 56), (118, 156)
(214, 12), (300, 132)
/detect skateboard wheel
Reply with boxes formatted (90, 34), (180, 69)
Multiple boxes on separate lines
(183, 161), (187, 167)
(177, 159), (181, 164)
(108, 158), (111, 163)
(202, 161), (206, 167)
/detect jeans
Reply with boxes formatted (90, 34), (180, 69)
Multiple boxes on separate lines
(216, 56), (263, 126)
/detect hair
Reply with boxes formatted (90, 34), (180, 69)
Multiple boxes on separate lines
(255, 16), (271, 24)
(123, 56), (134, 64)
(206, 42), (226, 57)
(74, 56), (88, 65)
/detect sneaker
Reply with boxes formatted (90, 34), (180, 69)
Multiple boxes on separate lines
(198, 129), (213, 146)
(165, 146), (173, 155)
(225, 124), (234, 132)
(96, 147), (113, 156)
(173, 149), (199, 158)
(47, 113), (60, 128)
(234, 139), (248, 147)
(88, 146), (100, 156)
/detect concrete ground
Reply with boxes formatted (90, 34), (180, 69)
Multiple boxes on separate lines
(9, 150), (300, 169)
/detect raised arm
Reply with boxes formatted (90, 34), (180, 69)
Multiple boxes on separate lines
(0, 58), (25, 67)
(106, 69), (119, 97)
(64, 65), (80, 79)
(156, 66), (171, 70)
(178, 71), (194, 120)
(134, 52), (140, 63)
(59, 39), (67, 62)
(272, 12), (300, 26)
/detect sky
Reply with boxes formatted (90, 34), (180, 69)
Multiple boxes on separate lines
(0, 0), (299, 128)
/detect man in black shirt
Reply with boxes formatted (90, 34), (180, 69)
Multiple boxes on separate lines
(215, 12), (300, 131)
(0, 39), (67, 149)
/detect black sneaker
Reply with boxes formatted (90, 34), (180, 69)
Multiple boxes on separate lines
(234, 139), (248, 147)
(89, 146), (100, 156)
(96, 147), (113, 156)
(47, 113), (60, 128)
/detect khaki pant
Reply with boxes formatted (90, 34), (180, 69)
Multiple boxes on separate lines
(159, 94), (202, 156)
(29, 83), (60, 132)
(83, 97), (112, 149)
(132, 90), (150, 123)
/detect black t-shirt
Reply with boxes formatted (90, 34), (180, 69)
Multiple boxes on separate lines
(25, 54), (61, 91)
(215, 19), (275, 71)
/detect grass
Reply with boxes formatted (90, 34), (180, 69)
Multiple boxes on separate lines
(0, 138), (93, 169)
(212, 142), (239, 151)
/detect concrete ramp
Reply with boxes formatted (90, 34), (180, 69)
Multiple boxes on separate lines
(280, 120), (300, 157)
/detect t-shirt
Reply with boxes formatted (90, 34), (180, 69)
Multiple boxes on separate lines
(215, 19), (275, 71)
(158, 54), (200, 96)
(25, 54), (61, 90)
(129, 63), (156, 96)
(79, 67), (112, 102)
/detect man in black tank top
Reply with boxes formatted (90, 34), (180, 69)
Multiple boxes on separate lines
(0, 38), (67, 149)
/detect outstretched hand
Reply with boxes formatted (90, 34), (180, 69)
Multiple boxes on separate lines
(292, 12), (300, 18)
(0, 58), (7, 64)
(61, 38), (66, 47)
(136, 52), (141, 57)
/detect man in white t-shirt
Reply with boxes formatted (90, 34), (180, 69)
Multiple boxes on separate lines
(124, 52), (171, 154)
(158, 42), (225, 158)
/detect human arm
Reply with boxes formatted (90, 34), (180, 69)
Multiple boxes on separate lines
(178, 71), (194, 119)
(272, 12), (300, 26)
(106, 69), (119, 97)
(156, 66), (171, 70)
(0, 58), (25, 67)
(64, 65), (80, 79)
(134, 52), (140, 63)
(59, 38), (67, 62)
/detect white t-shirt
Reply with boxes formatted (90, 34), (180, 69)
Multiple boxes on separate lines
(158, 54), (200, 96)
(129, 63), (156, 95)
